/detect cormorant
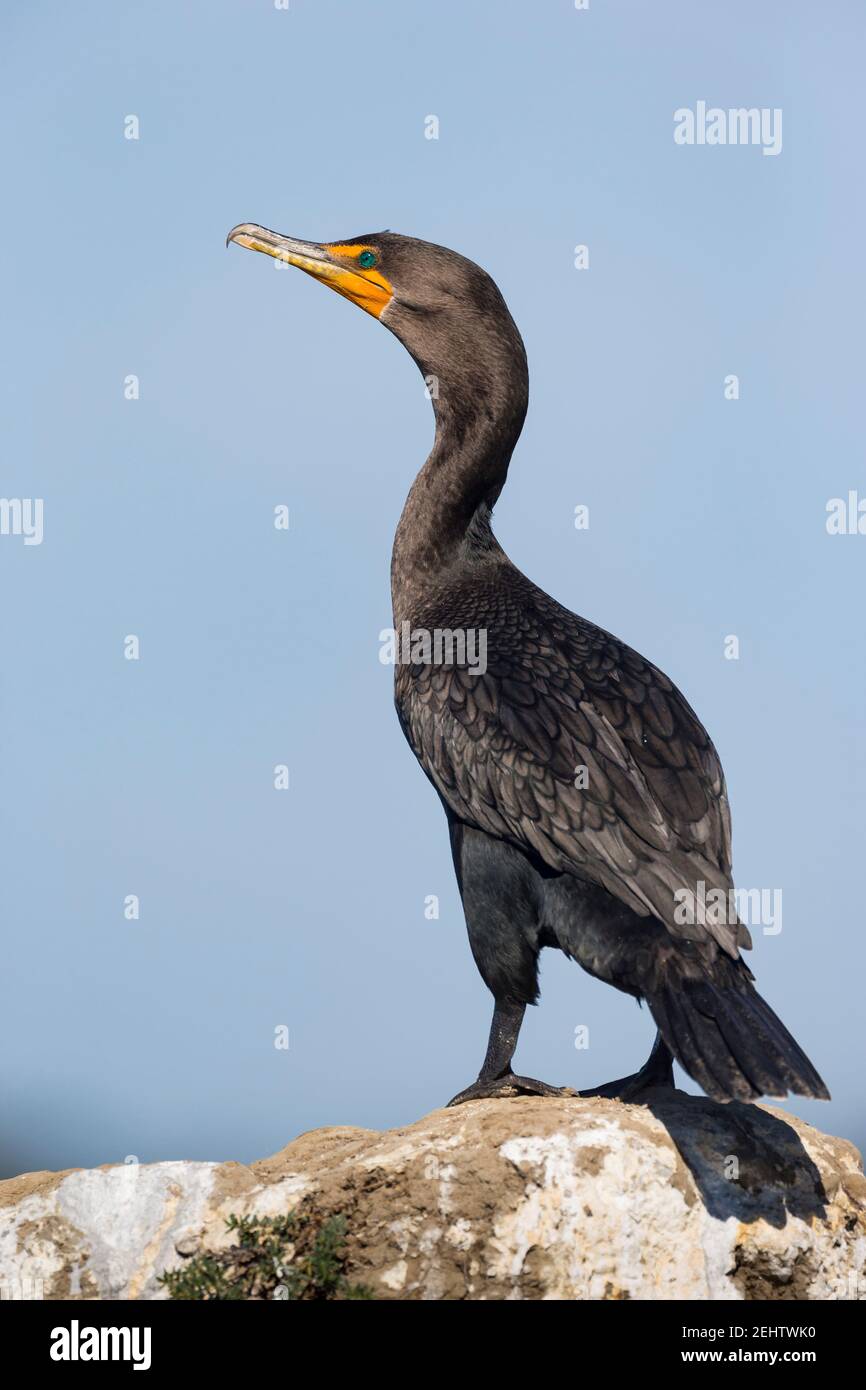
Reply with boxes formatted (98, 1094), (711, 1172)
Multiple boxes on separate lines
(228, 224), (829, 1108)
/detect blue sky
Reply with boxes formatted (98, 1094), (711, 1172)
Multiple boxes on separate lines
(1, 0), (863, 1176)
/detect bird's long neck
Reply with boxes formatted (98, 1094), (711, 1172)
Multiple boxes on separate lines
(390, 321), (529, 623)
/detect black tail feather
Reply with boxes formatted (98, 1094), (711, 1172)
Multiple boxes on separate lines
(647, 970), (830, 1104)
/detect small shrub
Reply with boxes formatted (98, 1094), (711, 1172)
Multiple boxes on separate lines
(159, 1207), (372, 1301)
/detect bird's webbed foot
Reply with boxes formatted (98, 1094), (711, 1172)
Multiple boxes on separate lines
(580, 1031), (676, 1103)
(446, 1072), (577, 1107)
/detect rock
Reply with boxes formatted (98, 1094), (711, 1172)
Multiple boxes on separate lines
(1, 1092), (864, 1300)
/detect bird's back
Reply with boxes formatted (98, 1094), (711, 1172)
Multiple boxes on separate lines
(395, 552), (749, 960)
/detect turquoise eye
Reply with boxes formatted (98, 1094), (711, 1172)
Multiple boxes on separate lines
(358, 250), (377, 269)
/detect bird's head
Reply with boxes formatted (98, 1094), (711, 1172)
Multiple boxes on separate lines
(226, 224), (528, 435)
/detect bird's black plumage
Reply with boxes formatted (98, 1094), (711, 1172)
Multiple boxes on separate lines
(229, 224), (829, 1107)
(395, 563), (744, 956)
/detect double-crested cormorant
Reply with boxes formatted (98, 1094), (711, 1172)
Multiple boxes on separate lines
(228, 224), (829, 1107)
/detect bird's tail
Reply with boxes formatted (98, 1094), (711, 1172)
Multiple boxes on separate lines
(646, 960), (830, 1103)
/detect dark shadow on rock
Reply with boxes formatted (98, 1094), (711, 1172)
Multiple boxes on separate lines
(640, 1088), (828, 1229)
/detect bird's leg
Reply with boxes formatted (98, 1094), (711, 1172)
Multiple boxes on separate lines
(446, 998), (577, 1107)
(579, 1029), (676, 1102)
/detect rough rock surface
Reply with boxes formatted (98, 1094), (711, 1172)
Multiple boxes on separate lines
(1, 1092), (864, 1300)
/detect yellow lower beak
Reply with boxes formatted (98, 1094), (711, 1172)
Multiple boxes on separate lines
(227, 224), (392, 319)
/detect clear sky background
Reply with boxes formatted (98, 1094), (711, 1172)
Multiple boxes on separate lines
(1, 1), (863, 1178)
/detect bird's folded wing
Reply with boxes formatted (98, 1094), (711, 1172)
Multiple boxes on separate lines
(395, 583), (746, 959)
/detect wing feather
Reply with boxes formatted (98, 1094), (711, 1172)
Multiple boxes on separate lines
(395, 564), (744, 956)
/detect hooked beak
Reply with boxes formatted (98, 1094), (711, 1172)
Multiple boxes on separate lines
(226, 224), (393, 319)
